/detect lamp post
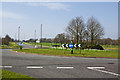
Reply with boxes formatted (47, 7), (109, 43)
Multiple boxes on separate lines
(18, 26), (20, 42)
(41, 24), (42, 48)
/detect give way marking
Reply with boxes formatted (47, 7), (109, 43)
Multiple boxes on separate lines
(87, 67), (120, 76)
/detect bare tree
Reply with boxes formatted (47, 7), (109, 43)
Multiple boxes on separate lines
(65, 34), (70, 43)
(84, 30), (89, 44)
(66, 17), (85, 44)
(86, 17), (104, 45)
(55, 33), (65, 44)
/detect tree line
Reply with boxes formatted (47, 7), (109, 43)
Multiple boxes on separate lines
(0, 16), (118, 47)
(0, 35), (14, 45)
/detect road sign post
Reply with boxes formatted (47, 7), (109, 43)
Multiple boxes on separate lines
(80, 47), (81, 54)
(62, 44), (66, 54)
(69, 44), (73, 54)
(62, 43), (82, 54)
(78, 44), (82, 54)
(19, 42), (22, 50)
(71, 48), (73, 54)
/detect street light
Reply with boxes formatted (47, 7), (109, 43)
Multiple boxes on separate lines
(35, 29), (37, 48)
(41, 24), (42, 48)
(18, 26), (20, 42)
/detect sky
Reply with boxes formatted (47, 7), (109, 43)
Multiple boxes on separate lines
(1, 2), (118, 40)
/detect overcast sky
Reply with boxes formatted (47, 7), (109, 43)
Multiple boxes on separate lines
(1, 2), (118, 40)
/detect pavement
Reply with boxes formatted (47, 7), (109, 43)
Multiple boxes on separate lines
(1, 47), (120, 79)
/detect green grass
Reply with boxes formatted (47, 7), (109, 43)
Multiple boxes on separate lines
(18, 42), (119, 58)
(0, 42), (19, 49)
(102, 45), (118, 50)
(102, 45), (118, 48)
(13, 48), (119, 58)
(24, 42), (118, 49)
(1, 69), (37, 80)
(0, 45), (11, 49)
(24, 42), (61, 47)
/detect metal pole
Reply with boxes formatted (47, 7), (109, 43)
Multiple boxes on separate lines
(18, 26), (20, 49)
(35, 30), (36, 42)
(15, 33), (16, 42)
(41, 24), (42, 48)
(35, 30), (36, 47)
(18, 26), (20, 42)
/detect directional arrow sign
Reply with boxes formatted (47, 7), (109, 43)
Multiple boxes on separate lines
(62, 44), (65, 47)
(78, 44), (82, 47)
(66, 44), (69, 47)
(87, 67), (120, 76)
(74, 44), (77, 47)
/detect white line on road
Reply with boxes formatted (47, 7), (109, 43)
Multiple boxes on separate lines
(87, 67), (105, 69)
(0, 66), (12, 68)
(26, 66), (43, 69)
(87, 67), (120, 76)
(56, 67), (74, 69)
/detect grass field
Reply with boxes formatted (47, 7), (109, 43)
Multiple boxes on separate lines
(0, 42), (19, 49)
(24, 42), (118, 50)
(13, 48), (119, 58)
(102, 45), (118, 50)
(23, 42), (61, 47)
(1, 69), (37, 79)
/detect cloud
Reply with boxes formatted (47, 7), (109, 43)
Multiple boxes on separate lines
(27, 2), (70, 11)
(0, 10), (26, 19)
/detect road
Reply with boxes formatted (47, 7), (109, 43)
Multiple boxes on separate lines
(22, 44), (35, 49)
(1, 48), (119, 79)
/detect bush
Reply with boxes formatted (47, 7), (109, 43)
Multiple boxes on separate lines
(81, 44), (104, 50)
(91, 44), (104, 50)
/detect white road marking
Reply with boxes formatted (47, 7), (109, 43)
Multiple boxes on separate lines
(0, 66), (12, 68)
(26, 66), (43, 69)
(87, 67), (105, 69)
(56, 67), (74, 69)
(87, 67), (120, 76)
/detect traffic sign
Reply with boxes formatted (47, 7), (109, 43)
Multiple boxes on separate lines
(74, 44), (77, 48)
(69, 44), (73, 48)
(19, 42), (22, 46)
(36, 40), (40, 43)
(62, 44), (82, 48)
(78, 44), (82, 47)
(66, 44), (69, 47)
(62, 44), (65, 47)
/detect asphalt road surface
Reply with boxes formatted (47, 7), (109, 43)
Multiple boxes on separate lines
(1, 48), (119, 79)
(22, 44), (35, 49)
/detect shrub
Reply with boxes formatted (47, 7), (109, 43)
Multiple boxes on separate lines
(81, 44), (104, 50)
(90, 44), (104, 50)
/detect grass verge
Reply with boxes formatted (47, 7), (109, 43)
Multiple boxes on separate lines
(1, 69), (37, 80)
(13, 48), (119, 58)
(0, 42), (19, 49)
(23, 42), (61, 47)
